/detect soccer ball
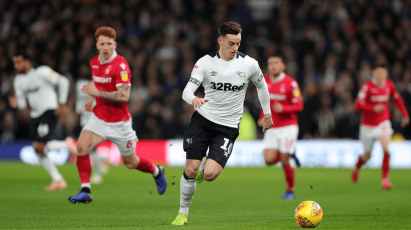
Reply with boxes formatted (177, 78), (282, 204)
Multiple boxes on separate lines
(294, 200), (323, 228)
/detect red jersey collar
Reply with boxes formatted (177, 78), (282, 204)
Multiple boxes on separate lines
(99, 51), (117, 65)
(270, 72), (285, 83)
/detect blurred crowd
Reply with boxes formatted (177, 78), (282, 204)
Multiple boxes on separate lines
(1, 0), (411, 142)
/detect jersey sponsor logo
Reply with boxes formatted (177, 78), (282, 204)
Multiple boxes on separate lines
(26, 87), (39, 94)
(371, 95), (389, 102)
(270, 94), (287, 100)
(93, 76), (112, 83)
(211, 82), (246, 91)
(210, 71), (217, 76)
(121, 71), (128, 82)
(92, 65), (99, 69)
(50, 71), (56, 79)
(120, 63), (126, 70)
(105, 65), (112, 74)
(189, 77), (202, 86)
(237, 71), (246, 78)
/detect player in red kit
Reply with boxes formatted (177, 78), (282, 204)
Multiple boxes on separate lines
(68, 27), (167, 203)
(258, 56), (303, 199)
(353, 66), (409, 189)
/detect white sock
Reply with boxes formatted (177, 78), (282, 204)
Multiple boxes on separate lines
(44, 140), (68, 152)
(38, 154), (63, 181)
(152, 166), (159, 177)
(179, 172), (196, 216)
(81, 183), (91, 189)
(199, 157), (206, 175)
(90, 150), (101, 176)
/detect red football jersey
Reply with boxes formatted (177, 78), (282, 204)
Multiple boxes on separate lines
(355, 78), (408, 126)
(90, 51), (132, 122)
(259, 73), (303, 128)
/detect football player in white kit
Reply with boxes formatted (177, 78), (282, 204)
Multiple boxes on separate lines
(10, 51), (77, 191)
(171, 22), (273, 225)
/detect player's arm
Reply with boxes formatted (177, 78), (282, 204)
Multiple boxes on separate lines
(354, 85), (382, 112)
(249, 64), (273, 132)
(390, 81), (409, 127)
(9, 77), (27, 110)
(82, 83), (130, 103)
(182, 62), (207, 110)
(274, 81), (303, 113)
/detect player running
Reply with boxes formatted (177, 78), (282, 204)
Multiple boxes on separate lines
(258, 56), (303, 200)
(68, 27), (167, 203)
(171, 22), (273, 225)
(353, 65), (409, 189)
(76, 78), (109, 184)
(9, 51), (77, 191)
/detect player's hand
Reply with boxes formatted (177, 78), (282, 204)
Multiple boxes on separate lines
(55, 104), (69, 120)
(8, 94), (18, 108)
(273, 102), (283, 113)
(85, 96), (95, 112)
(257, 119), (263, 127)
(192, 97), (209, 111)
(82, 82), (99, 97)
(401, 117), (410, 128)
(374, 104), (384, 113)
(262, 113), (274, 133)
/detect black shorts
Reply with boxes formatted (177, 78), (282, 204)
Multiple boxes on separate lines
(29, 110), (58, 142)
(183, 111), (239, 168)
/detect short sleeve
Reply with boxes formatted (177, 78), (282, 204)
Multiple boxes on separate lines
(37, 66), (61, 85)
(114, 62), (131, 87)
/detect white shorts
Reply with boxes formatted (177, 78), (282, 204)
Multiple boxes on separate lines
(263, 125), (299, 154)
(83, 114), (138, 156)
(359, 120), (393, 153)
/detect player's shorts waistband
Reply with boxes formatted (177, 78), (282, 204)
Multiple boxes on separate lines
(91, 113), (132, 126)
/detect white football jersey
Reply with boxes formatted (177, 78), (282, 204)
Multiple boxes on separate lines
(185, 51), (269, 128)
(14, 66), (69, 118)
(75, 79), (95, 127)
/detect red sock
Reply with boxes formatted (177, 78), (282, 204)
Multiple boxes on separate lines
(136, 157), (156, 174)
(272, 153), (281, 164)
(382, 152), (390, 179)
(77, 154), (91, 184)
(283, 164), (295, 191)
(355, 156), (364, 169)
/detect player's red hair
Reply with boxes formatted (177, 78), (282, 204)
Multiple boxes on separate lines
(95, 27), (116, 41)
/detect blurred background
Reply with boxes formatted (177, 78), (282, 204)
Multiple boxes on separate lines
(1, 0), (411, 144)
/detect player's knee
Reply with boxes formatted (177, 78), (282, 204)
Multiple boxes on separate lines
(185, 168), (198, 178)
(280, 154), (290, 165)
(363, 153), (371, 161)
(124, 162), (136, 169)
(76, 144), (88, 156)
(33, 143), (45, 154)
(203, 171), (219, 181)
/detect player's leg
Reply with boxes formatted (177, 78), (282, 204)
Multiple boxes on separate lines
(33, 141), (66, 191)
(379, 134), (392, 189)
(90, 148), (107, 184)
(263, 129), (280, 165)
(353, 126), (375, 183)
(279, 126), (298, 200)
(68, 128), (105, 203)
(280, 153), (295, 199)
(172, 119), (209, 225)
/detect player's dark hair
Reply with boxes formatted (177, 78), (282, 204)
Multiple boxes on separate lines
(269, 55), (286, 64)
(373, 63), (387, 69)
(218, 21), (242, 37)
(14, 50), (30, 61)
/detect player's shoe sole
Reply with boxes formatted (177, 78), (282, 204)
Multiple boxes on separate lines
(68, 190), (93, 204)
(171, 212), (188, 225)
(154, 166), (167, 195)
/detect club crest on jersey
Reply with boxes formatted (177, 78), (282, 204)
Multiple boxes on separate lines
(237, 71), (246, 78)
(120, 63), (126, 70)
(121, 71), (128, 82)
(105, 65), (112, 74)
(210, 71), (217, 76)
(50, 71), (56, 79)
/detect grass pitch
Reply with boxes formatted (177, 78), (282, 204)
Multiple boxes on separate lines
(0, 162), (410, 229)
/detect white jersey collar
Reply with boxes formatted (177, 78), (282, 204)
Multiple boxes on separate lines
(270, 72), (285, 83)
(371, 77), (385, 87)
(99, 51), (117, 65)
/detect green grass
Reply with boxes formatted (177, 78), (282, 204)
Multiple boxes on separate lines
(0, 162), (410, 229)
